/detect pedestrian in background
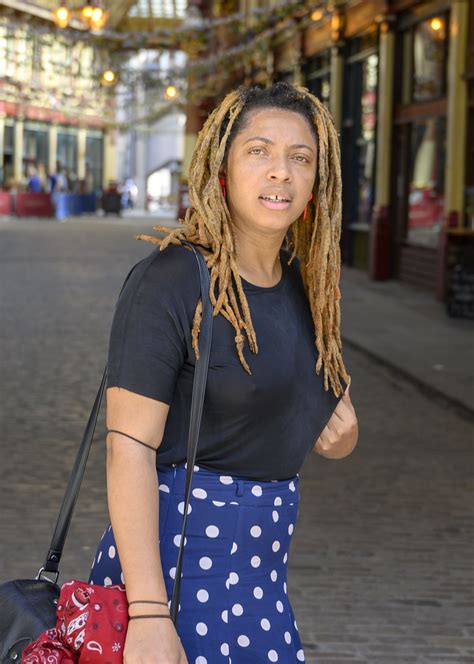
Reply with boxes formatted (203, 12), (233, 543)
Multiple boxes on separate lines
(89, 82), (358, 663)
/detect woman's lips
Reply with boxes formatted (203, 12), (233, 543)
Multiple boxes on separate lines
(258, 198), (292, 211)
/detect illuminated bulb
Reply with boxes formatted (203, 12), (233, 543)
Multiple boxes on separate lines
(311, 9), (324, 22)
(430, 17), (443, 31)
(101, 69), (116, 85)
(53, 3), (71, 28)
(165, 85), (178, 99)
(89, 6), (109, 30)
(81, 3), (94, 22)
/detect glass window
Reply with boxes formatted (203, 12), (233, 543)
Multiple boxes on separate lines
(57, 129), (78, 182)
(85, 132), (104, 192)
(413, 15), (448, 101)
(23, 123), (49, 177)
(2, 123), (14, 187)
(407, 116), (446, 248)
(303, 50), (331, 108)
(357, 53), (378, 224)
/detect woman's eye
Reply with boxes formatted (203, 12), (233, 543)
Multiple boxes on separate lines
(293, 155), (309, 163)
(249, 147), (265, 155)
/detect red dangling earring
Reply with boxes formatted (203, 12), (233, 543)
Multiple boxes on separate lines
(303, 192), (314, 222)
(219, 177), (227, 201)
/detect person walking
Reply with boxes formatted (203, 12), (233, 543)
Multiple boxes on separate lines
(89, 82), (358, 663)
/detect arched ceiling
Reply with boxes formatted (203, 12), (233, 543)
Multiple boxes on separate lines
(0, 0), (186, 31)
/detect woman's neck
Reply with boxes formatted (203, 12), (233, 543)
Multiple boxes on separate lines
(232, 224), (285, 288)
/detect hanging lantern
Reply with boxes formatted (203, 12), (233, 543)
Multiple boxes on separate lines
(52, 1), (71, 28)
(165, 84), (178, 100)
(80, 3), (95, 25)
(89, 1), (109, 31)
(101, 69), (117, 86)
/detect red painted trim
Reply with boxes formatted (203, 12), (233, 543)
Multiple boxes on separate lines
(0, 100), (105, 128)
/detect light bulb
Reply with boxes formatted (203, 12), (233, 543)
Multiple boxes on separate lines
(430, 17), (443, 31)
(165, 85), (178, 99)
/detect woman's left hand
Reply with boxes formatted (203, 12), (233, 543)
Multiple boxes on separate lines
(313, 382), (358, 459)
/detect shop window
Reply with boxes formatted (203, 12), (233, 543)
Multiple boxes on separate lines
(303, 50), (331, 108)
(407, 116), (446, 248)
(399, 13), (449, 104)
(85, 132), (104, 192)
(57, 129), (78, 188)
(341, 45), (378, 229)
(23, 123), (49, 178)
(413, 15), (448, 101)
(357, 54), (378, 225)
(2, 123), (14, 187)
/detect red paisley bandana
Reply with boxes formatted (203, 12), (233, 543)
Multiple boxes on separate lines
(22, 580), (129, 663)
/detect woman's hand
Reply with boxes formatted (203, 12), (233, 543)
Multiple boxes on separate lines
(313, 382), (358, 459)
(124, 618), (189, 663)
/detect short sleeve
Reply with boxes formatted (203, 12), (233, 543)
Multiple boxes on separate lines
(106, 245), (200, 404)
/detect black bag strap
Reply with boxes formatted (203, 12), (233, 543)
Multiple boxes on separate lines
(40, 241), (212, 625)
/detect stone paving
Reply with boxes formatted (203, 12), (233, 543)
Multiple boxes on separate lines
(0, 216), (473, 663)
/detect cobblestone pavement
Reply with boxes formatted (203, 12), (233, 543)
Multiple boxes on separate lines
(1, 216), (473, 663)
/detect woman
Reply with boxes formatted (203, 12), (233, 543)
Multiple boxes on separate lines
(89, 82), (358, 663)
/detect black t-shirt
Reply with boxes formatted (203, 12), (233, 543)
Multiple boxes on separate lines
(107, 243), (344, 480)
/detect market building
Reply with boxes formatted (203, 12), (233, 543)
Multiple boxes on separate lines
(275, 0), (473, 300)
(1, 0), (472, 304)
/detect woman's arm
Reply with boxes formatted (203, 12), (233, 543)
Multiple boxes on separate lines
(106, 386), (188, 663)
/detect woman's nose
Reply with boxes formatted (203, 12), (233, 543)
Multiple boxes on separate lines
(267, 157), (291, 181)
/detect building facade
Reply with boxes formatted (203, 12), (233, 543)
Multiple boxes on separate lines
(273, 0), (473, 301)
(0, 14), (116, 194)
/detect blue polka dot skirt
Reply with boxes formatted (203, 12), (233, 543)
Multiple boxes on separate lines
(89, 461), (306, 663)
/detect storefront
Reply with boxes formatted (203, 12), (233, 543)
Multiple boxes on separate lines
(23, 121), (49, 179)
(57, 126), (78, 180)
(85, 129), (104, 192)
(302, 49), (331, 108)
(392, 5), (449, 290)
(1, 117), (14, 187)
(341, 30), (378, 268)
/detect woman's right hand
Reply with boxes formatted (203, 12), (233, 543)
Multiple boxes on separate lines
(123, 618), (189, 663)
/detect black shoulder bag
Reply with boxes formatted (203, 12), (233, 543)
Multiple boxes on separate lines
(0, 241), (212, 663)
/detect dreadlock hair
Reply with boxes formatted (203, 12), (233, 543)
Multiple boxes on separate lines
(136, 81), (350, 397)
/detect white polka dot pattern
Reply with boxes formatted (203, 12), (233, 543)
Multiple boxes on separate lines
(178, 501), (192, 515)
(205, 525), (219, 538)
(219, 475), (233, 484)
(196, 622), (208, 636)
(232, 603), (244, 616)
(260, 618), (271, 631)
(199, 556), (212, 570)
(196, 589), (209, 602)
(89, 466), (305, 663)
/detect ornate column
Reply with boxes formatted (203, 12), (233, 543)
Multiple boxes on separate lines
(14, 114), (24, 182)
(103, 128), (117, 189)
(48, 123), (58, 175)
(329, 2), (345, 132)
(77, 125), (87, 181)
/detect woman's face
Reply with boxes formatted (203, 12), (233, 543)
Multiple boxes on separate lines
(225, 107), (317, 237)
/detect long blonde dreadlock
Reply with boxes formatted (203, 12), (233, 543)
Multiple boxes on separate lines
(136, 83), (350, 397)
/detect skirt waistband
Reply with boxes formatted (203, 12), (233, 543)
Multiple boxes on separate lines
(157, 461), (299, 507)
